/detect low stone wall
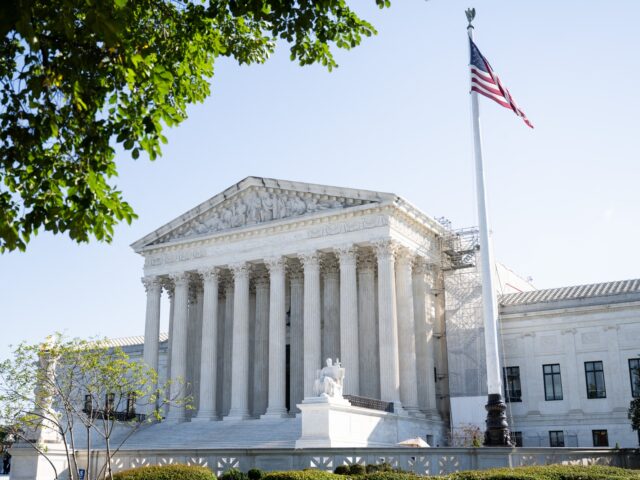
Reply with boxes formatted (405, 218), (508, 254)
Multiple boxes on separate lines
(76, 447), (640, 478)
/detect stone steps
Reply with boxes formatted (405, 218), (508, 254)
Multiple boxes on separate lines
(114, 417), (301, 450)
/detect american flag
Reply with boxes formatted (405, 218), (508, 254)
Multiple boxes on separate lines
(469, 38), (533, 129)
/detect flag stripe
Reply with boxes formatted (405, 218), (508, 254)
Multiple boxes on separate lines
(469, 38), (533, 128)
(471, 87), (512, 110)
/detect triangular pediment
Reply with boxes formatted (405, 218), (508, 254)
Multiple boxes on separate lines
(132, 177), (395, 250)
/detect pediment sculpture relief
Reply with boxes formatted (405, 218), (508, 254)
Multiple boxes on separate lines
(155, 189), (375, 244)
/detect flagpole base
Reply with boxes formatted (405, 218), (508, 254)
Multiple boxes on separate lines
(483, 393), (513, 447)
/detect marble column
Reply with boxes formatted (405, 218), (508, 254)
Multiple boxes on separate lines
(357, 250), (379, 399)
(227, 263), (250, 419)
(166, 272), (190, 422)
(265, 257), (288, 417)
(321, 255), (340, 362)
(253, 271), (270, 417)
(289, 262), (305, 412)
(142, 276), (162, 414)
(163, 280), (175, 418)
(395, 249), (419, 412)
(337, 246), (359, 395)
(194, 268), (219, 421)
(374, 240), (402, 407)
(191, 283), (204, 415)
(215, 287), (226, 418)
(222, 282), (234, 416)
(300, 252), (321, 398)
(413, 258), (437, 416)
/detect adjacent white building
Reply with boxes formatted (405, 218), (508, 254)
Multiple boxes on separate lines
(125, 176), (639, 449)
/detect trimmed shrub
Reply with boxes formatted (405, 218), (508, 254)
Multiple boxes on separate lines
(334, 466), (350, 475)
(248, 468), (265, 480)
(220, 468), (249, 480)
(362, 473), (419, 480)
(263, 470), (343, 480)
(365, 462), (395, 474)
(112, 464), (215, 480)
(446, 464), (640, 480)
(348, 464), (366, 475)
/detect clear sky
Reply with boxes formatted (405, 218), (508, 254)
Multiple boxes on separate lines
(2, 1), (639, 360)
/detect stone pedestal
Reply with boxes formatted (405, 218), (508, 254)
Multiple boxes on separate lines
(10, 443), (69, 480)
(296, 396), (440, 448)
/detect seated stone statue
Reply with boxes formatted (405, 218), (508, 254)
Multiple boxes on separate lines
(313, 358), (345, 398)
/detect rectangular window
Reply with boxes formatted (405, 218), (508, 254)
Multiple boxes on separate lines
(629, 358), (640, 398)
(585, 361), (606, 399)
(83, 394), (92, 413)
(503, 366), (522, 402)
(105, 392), (115, 412)
(549, 430), (565, 447)
(511, 431), (523, 447)
(592, 429), (608, 447)
(126, 392), (136, 415)
(543, 364), (563, 401)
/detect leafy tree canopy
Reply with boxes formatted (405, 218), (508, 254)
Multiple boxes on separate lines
(0, 0), (390, 252)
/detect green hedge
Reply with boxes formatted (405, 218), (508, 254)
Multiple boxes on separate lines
(111, 464), (216, 480)
(445, 465), (640, 480)
(263, 470), (343, 480)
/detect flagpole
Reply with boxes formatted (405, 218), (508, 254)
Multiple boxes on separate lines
(466, 8), (513, 447)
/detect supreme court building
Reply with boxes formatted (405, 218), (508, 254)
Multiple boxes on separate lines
(127, 176), (640, 449)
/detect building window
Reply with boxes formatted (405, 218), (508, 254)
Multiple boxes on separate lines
(592, 429), (608, 447)
(549, 430), (564, 447)
(105, 392), (115, 412)
(503, 366), (522, 402)
(543, 364), (563, 401)
(629, 358), (640, 398)
(83, 394), (93, 413)
(126, 392), (136, 415)
(585, 361), (606, 399)
(511, 431), (523, 447)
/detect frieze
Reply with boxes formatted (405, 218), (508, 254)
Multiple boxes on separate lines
(145, 248), (207, 267)
(307, 215), (388, 238)
(153, 189), (376, 245)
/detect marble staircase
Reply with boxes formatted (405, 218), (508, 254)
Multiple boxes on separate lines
(114, 417), (301, 450)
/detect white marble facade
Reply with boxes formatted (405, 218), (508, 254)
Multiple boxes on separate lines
(133, 177), (445, 426)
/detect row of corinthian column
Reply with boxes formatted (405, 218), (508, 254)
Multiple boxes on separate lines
(141, 240), (439, 421)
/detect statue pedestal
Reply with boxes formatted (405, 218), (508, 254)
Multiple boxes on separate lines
(10, 442), (69, 480)
(295, 396), (442, 448)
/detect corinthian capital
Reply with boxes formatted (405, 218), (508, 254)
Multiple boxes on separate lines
(265, 256), (286, 274)
(372, 239), (398, 261)
(169, 272), (190, 287)
(335, 245), (357, 267)
(199, 266), (220, 283)
(141, 276), (162, 293)
(298, 251), (320, 269)
(230, 262), (250, 279)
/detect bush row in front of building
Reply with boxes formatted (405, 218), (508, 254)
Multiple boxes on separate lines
(112, 464), (640, 480)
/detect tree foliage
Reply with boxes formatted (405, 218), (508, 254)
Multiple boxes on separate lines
(0, 0), (391, 252)
(0, 334), (187, 480)
(630, 360), (640, 435)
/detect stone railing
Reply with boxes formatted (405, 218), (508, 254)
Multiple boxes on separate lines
(78, 447), (640, 478)
(344, 395), (394, 413)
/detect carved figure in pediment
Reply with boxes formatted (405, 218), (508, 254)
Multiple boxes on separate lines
(245, 192), (261, 224)
(232, 201), (247, 227)
(287, 195), (307, 216)
(220, 207), (233, 228)
(259, 192), (274, 222)
(274, 194), (286, 219)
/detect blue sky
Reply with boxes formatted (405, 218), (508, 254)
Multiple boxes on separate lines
(2, 1), (639, 359)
